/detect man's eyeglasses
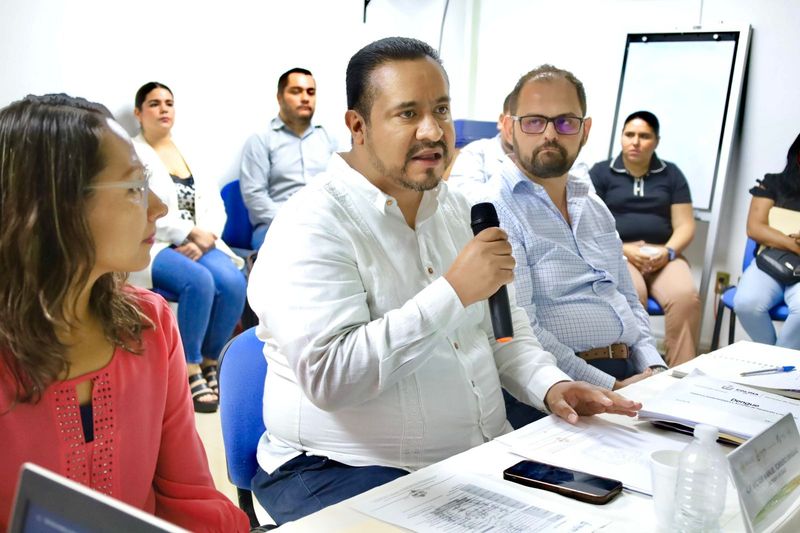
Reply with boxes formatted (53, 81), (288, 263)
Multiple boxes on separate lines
(86, 173), (151, 207)
(511, 114), (585, 135)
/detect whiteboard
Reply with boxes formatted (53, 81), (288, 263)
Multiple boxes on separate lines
(610, 32), (740, 211)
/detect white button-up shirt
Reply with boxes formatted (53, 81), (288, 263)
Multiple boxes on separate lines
(248, 154), (570, 473)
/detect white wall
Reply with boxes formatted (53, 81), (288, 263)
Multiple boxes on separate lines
(0, 0), (468, 185)
(3, 0), (799, 347)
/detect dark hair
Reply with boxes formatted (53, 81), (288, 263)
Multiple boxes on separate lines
(770, 132), (800, 198)
(508, 64), (587, 116)
(624, 110), (660, 137)
(278, 68), (313, 94)
(346, 36), (444, 122)
(134, 81), (173, 110)
(0, 94), (149, 405)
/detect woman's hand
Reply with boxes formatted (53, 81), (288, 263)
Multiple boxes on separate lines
(746, 197), (800, 254)
(643, 245), (669, 274)
(623, 241), (649, 271)
(188, 227), (217, 252)
(175, 242), (203, 261)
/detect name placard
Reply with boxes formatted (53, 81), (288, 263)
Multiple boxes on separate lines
(728, 413), (800, 532)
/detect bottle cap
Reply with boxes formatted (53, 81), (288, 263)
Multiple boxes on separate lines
(694, 423), (719, 443)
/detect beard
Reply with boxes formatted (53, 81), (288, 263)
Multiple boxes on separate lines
(514, 137), (580, 179)
(365, 138), (451, 192)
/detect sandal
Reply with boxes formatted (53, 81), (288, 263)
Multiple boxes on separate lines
(189, 373), (218, 413)
(201, 364), (219, 396)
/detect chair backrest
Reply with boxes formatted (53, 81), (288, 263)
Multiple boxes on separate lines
(743, 237), (759, 271)
(217, 327), (267, 489)
(453, 119), (498, 148)
(220, 180), (254, 250)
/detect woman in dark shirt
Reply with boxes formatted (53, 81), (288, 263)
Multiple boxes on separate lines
(590, 111), (700, 366)
(734, 133), (800, 347)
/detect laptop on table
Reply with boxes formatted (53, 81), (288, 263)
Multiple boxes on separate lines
(8, 463), (187, 533)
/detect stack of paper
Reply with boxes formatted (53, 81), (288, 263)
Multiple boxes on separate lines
(671, 341), (800, 399)
(638, 373), (800, 445)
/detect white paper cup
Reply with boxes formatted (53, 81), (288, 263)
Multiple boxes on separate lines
(640, 245), (661, 256)
(651, 449), (680, 531)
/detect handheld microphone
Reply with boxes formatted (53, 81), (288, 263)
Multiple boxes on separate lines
(470, 202), (514, 343)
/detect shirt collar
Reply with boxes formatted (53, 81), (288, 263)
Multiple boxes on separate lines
(271, 116), (319, 137)
(610, 152), (666, 175)
(329, 153), (445, 220)
(499, 157), (590, 199)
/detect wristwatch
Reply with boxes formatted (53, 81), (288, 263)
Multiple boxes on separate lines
(650, 366), (668, 374)
(666, 247), (676, 261)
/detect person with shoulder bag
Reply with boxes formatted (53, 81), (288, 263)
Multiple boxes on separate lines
(734, 132), (800, 347)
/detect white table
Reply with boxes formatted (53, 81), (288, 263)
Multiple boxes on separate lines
(275, 344), (800, 532)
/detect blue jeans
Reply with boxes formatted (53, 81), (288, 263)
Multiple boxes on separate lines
(251, 454), (407, 525)
(251, 223), (270, 250)
(734, 263), (800, 348)
(152, 247), (247, 364)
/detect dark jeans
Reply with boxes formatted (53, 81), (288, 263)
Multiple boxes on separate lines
(251, 454), (407, 525)
(501, 358), (636, 429)
(588, 357), (637, 381)
(502, 389), (547, 429)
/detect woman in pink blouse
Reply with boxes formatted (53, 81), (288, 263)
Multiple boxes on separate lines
(0, 94), (249, 532)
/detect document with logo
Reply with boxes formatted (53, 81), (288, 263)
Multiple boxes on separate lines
(638, 373), (800, 445)
(671, 341), (800, 399)
(728, 414), (800, 533)
(351, 471), (607, 532)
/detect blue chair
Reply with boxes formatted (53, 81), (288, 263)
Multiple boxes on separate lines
(646, 297), (664, 316)
(217, 326), (267, 528)
(711, 238), (789, 349)
(453, 119), (498, 148)
(221, 180), (255, 254)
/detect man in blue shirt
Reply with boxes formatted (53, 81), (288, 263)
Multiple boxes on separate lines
(240, 68), (337, 249)
(487, 65), (667, 420)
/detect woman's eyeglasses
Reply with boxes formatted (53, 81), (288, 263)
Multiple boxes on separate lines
(511, 114), (585, 135)
(86, 170), (151, 207)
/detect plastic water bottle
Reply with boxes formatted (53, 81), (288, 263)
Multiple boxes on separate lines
(673, 424), (728, 532)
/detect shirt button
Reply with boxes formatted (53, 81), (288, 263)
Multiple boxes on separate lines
(453, 342), (460, 350)
(386, 199), (393, 206)
(427, 266), (434, 274)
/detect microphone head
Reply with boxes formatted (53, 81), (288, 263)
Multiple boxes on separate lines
(470, 202), (499, 234)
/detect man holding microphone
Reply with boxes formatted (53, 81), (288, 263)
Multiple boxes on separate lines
(247, 37), (640, 525)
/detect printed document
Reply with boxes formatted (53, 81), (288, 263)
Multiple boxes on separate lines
(351, 471), (607, 532)
(639, 373), (800, 444)
(672, 341), (800, 398)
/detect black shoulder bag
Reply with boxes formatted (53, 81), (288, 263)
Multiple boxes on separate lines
(756, 247), (800, 285)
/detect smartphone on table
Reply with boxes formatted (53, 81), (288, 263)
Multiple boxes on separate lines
(502, 460), (623, 505)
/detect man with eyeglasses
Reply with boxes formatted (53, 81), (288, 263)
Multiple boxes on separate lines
(486, 65), (667, 427)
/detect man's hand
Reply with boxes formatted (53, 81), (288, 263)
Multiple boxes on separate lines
(612, 368), (653, 390)
(544, 381), (642, 424)
(445, 227), (515, 307)
(189, 227), (217, 252)
(175, 242), (203, 261)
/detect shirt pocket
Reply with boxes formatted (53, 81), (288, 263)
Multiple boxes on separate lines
(581, 230), (620, 274)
